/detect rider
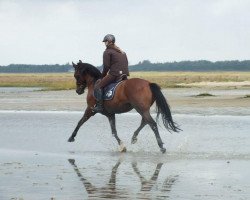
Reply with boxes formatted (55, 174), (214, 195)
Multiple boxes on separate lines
(92, 34), (129, 113)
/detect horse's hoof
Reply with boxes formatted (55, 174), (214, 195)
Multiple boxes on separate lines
(160, 148), (166, 154)
(68, 137), (75, 142)
(119, 142), (127, 152)
(68, 159), (75, 164)
(131, 137), (137, 144)
(121, 147), (127, 153)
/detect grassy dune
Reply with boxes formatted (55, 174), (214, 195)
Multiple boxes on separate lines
(130, 72), (250, 88)
(0, 73), (74, 90)
(0, 72), (250, 90)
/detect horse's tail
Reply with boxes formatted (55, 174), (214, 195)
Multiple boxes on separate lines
(150, 83), (181, 133)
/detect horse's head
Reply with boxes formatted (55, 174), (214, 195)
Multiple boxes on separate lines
(72, 60), (87, 95)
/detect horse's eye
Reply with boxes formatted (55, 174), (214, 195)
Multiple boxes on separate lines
(75, 75), (79, 81)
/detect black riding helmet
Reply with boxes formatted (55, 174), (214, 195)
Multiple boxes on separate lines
(102, 34), (115, 43)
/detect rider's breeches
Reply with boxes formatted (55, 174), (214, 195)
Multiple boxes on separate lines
(95, 74), (116, 89)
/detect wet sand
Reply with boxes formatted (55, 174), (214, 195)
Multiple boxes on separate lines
(0, 87), (250, 199)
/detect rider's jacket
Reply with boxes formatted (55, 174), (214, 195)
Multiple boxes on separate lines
(102, 45), (129, 78)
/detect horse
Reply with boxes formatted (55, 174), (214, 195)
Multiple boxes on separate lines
(68, 60), (181, 153)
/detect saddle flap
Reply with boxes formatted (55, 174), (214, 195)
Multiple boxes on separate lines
(93, 81), (123, 101)
(103, 81), (123, 100)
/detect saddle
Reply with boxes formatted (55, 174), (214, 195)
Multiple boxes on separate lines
(94, 75), (127, 101)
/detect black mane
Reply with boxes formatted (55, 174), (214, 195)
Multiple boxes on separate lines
(78, 62), (102, 79)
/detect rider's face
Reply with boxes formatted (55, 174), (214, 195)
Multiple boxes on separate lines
(104, 41), (109, 47)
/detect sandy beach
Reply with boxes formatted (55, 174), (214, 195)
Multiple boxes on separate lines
(0, 87), (249, 115)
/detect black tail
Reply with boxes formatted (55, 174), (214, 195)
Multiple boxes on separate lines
(150, 83), (181, 133)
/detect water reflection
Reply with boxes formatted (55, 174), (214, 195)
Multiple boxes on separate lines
(68, 159), (127, 199)
(68, 159), (178, 199)
(132, 162), (163, 192)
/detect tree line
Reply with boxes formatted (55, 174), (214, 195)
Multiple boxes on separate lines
(0, 60), (250, 73)
(0, 64), (71, 73)
(129, 60), (250, 71)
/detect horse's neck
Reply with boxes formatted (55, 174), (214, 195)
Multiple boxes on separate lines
(87, 83), (95, 92)
(86, 75), (97, 98)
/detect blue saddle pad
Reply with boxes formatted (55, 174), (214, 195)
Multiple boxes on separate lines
(94, 81), (123, 101)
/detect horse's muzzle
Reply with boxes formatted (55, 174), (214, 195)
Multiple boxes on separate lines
(76, 85), (85, 95)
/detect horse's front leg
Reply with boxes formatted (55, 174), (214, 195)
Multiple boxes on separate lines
(108, 114), (126, 152)
(68, 107), (95, 142)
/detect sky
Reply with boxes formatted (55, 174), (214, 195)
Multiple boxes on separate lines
(0, 0), (249, 66)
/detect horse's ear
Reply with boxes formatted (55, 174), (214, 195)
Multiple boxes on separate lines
(79, 60), (83, 63)
(72, 62), (77, 68)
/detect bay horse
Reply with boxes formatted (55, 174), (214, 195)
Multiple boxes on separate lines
(68, 60), (181, 153)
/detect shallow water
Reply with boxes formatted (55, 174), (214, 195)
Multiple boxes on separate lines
(0, 111), (250, 199)
(1, 151), (249, 200)
(0, 111), (250, 155)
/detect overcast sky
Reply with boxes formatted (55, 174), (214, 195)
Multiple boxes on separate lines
(0, 0), (249, 66)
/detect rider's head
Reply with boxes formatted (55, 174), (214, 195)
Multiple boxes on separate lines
(102, 34), (115, 47)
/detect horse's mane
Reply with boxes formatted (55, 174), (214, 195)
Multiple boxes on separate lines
(78, 62), (102, 79)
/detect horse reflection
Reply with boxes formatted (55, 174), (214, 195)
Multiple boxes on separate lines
(68, 159), (178, 199)
(68, 159), (126, 199)
(132, 162), (178, 194)
(132, 162), (163, 191)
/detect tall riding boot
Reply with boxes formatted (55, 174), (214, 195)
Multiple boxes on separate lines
(92, 88), (103, 113)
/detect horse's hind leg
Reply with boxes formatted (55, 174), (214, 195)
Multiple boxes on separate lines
(142, 111), (166, 153)
(108, 114), (126, 152)
(131, 118), (146, 144)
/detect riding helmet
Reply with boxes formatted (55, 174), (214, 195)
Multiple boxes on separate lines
(102, 34), (115, 43)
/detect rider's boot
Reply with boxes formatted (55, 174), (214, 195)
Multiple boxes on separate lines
(92, 88), (103, 113)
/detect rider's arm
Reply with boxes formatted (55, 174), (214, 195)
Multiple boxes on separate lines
(125, 53), (130, 76)
(102, 51), (111, 77)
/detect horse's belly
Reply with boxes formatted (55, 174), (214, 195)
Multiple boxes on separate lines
(104, 103), (133, 114)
